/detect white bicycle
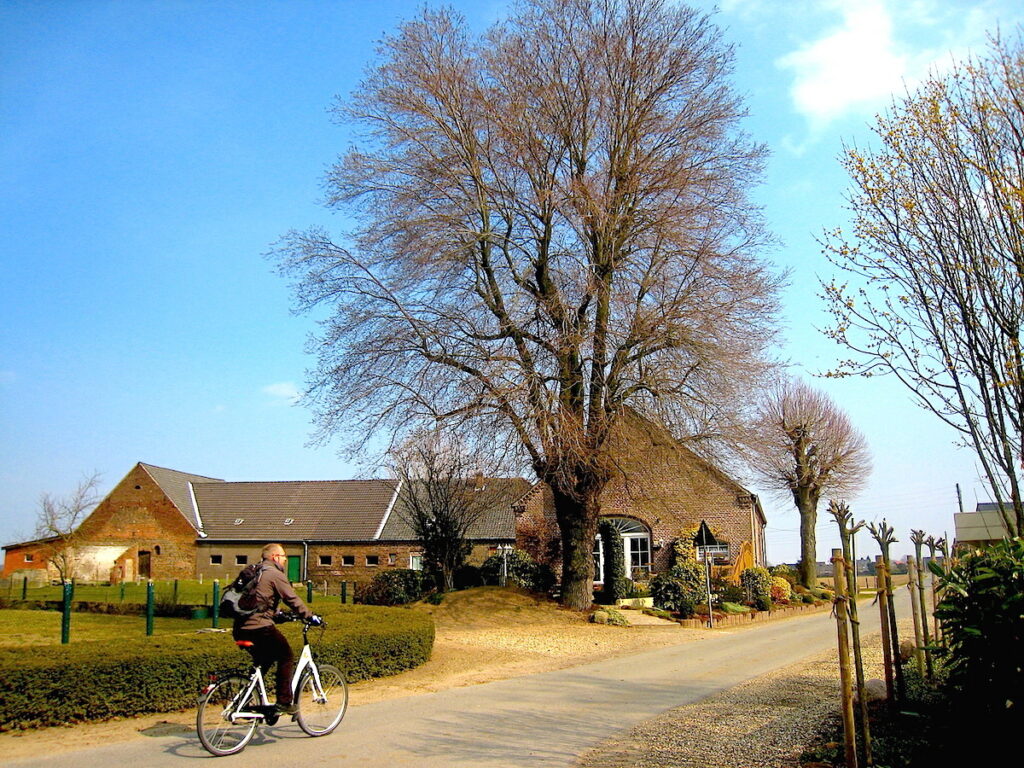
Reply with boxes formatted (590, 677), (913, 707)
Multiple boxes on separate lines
(197, 614), (348, 756)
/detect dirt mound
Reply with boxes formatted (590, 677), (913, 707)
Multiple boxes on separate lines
(414, 586), (585, 631)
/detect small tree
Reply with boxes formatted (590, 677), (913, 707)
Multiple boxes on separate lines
(391, 436), (500, 592)
(821, 34), (1024, 536)
(750, 377), (871, 587)
(34, 472), (102, 582)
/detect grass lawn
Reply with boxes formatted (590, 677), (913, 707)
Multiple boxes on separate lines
(0, 609), (215, 647)
(4, 580), (221, 605)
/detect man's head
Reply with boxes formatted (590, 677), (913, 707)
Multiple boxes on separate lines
(262, 543), (286, 566)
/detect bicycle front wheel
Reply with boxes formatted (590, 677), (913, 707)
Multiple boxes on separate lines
(296, 664), (348, 736)
(197, 674), (260, 756)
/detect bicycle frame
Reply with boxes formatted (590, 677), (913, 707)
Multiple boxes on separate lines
(212, 621), (324, 723)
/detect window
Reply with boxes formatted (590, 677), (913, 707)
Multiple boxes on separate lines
(284, 518), (294, 526)
(342, 555), (355, 567)
(23, 553), (34, 563)
(235, 555), (248, 566)
(366, 555), (379, 567)
(409, 554), (423, 571)
(319, 555), (333, 566)
(154, 545), (161, 555)
(696, 543), (729, 562)
(210, 554), (222, 565)
(388, 553), (397, 565)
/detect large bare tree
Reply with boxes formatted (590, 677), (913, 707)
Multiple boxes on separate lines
(34, 472), (102, 582)
(751, 378), (871, 587)
(277, 0), (782, 609)
(822, 34), (1024, 536)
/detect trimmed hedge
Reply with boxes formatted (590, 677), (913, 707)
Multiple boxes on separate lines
(0, 604), (433, 731)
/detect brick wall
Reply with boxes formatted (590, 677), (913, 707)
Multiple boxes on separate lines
(73, 463), (198, 580)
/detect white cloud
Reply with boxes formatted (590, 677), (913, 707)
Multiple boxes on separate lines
(776, 0), (909, 130)
(262, 382), (302, 405)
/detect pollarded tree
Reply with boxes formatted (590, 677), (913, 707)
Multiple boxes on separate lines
(822, 33), (1024, 536)
(751, 378), (871, 587)
(277, 0), (782, 609)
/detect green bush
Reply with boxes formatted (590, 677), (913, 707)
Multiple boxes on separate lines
(590, 608), (629, 626)
(650, 563), (707, 618)
(713, 578), (745, 606)
(598, 521), (632, 603)
(453, 564), (483, 589)
(768, 563), (798, 586)
(480, 549), (555, 593)
(935, 537), (1024, 721)
(358, 569), (428, 606)
(741, 567), (772, 611)
(719, 601), (751, 615)
(0, 604), (433, 731)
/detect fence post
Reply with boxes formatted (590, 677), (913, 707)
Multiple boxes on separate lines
(173, 579), (179, 606)
(145, 579), (155, 636)
(212, 580), (220, 629)
(306, 580), (313, 604)
(832, 548), (859, 768)
(119, 581), (126, 603)
(21, 576), (27, 601)
(61, 580), (72, 645)
(340, 581), (348, 605)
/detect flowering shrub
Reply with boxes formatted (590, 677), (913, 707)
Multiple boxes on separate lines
(770, 576), (792, 602)
(650, 563), (708, 618)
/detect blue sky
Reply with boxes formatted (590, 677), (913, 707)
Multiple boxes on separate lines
(3, 0), (1022, 565)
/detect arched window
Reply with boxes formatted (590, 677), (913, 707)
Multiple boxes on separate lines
(592, 517), (652, 582)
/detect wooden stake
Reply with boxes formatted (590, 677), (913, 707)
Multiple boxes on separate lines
(833, 548), (859, 768)
(906, 555), (925, 678)
(875, 556), (894, 704)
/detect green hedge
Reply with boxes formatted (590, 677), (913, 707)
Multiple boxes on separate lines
(0, 604), (433, 731)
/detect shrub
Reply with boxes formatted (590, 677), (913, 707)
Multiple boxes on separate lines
(769, 563), (798, 586)
(650, 563), (707, 618)
(453, 564), (483, 590)
(598, 521), (631, 603)
(719, 601), (751, 615)
(358, 569), (427, 606)
(770, 576), (792, 602)
(0, 604), (433, 731)
(589, 608), (629, 626)
(713, 578), (745, 606)
(480, 549), (555, 593)
(935, 537), (1024, 721)
(741, 567), (772, 611)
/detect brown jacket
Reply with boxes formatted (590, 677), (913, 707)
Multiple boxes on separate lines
(234, 557), (313, 631)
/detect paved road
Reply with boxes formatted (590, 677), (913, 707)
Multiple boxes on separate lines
(9, 598), (893, 768)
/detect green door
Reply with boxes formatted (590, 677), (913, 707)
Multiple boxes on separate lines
(287, 555), (302, 582)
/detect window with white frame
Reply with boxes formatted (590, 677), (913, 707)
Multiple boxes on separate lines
(409, 553), (423, 571)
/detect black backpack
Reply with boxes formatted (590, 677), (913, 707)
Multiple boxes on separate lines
(220, 563), (267, 620)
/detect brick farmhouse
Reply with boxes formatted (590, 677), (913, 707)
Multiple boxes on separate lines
(3, 417), (766, 586)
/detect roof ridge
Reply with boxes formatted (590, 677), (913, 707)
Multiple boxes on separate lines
(138, 462), (224, 482)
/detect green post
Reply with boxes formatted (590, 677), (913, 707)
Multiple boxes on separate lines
(173, 579), (179, 605)
(61, 581), (72, 644)
(21, 576), (27, 601)
(340, 581), (347, 605)
(306, 580), (313, 603)
(212, 580), (220, 629)
(145, 580), (155, 636)
(119, 581), (126, 602)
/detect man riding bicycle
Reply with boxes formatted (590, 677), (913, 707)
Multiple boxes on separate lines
(232, 542), (321, 714)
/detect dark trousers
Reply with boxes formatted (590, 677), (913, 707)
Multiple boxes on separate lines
(233, 625), (296, 705)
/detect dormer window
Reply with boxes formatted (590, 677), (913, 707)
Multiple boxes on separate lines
(284, 518), (294, 526)
(234, 518), (244, 525)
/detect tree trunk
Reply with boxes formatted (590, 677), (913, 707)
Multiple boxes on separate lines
(551, 485), (601, 611)
(795, 488), (819, 588)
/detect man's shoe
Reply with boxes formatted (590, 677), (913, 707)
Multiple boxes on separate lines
(275, 702), (299, 715)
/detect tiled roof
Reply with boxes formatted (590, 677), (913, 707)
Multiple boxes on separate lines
(193, 479), (399, 541)
(140, 463), (224, 531)
(380, 477), (534, 541)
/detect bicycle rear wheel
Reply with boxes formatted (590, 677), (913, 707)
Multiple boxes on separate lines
(296, 664), (348, 736)
(197, 674), (260, 756)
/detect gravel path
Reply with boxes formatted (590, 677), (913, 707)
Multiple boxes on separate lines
(575, 624), (899, 768)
